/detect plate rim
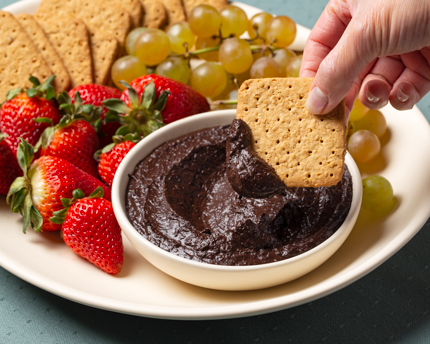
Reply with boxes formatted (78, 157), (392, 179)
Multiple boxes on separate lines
(1, 0), (430, 320)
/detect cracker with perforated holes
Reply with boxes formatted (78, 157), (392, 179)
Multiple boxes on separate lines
(15, 13), (71, 92)
(0, 11), (52, 101)
(107, 0), (143, 28)
(91, 31), (120, 85)
(37, 0), (132, 48)
(34, 11), (93, 87)
(237, 78), (346, 188)
(140, 0), (167, 29)
(159, 0), (186, 27)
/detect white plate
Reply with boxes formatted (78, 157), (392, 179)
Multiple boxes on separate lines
(1, 0), (430, 320)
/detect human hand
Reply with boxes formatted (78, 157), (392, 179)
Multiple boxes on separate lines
(300, 0), (430, 115)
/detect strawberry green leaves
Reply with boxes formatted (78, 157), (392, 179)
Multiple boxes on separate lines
(5, 75), (56, 102)
(6, 139), (43, 233)
(50, 186), (105, 224)
(103, 81), (170, 139)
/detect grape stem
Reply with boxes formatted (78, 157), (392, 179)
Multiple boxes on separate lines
(171, 44), (276, 60)
(211, 99), (238, 106)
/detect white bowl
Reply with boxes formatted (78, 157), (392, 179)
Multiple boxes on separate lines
(112, 110), (362, 291)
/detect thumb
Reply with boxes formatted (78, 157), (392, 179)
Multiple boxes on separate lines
(306, 21), (376, 114)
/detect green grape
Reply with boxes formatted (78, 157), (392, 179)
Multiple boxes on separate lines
(347, 130), (381, 163)
(252, 48), (271, 62)
(166, 21), (196, 54)
(350, 109), (387, 138)
(191, 62), (227, 98)
(362, 175), (394, 211)
(285, 54), (302, 77)
(266, 15), (297, 48)
(235, 69), (251, 88)
(220, 5), (249, 38)
(211, 77), (238, 109)
(195, 36), (220, 61)
(219, 37), (253, 74)
(250, 56), (284, 78)
(272, 48), (296, 70)
(134, 28), (170, 66)
(155, 56), (190, 84)
(188, 4), (221, 37)
(349, 98), (370, 122)
(125, 27), (147, 55)
(247, 12), (273, 41)
(111, 55), (147, 90)
(211, 76), (236, 101)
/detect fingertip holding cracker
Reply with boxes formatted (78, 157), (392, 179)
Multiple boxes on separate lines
(237, 77), (347, 188)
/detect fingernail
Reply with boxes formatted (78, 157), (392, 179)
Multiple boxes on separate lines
(366, 89), (381, 103)
(306, 87), (328, 114)
(396, 88), (410, 103)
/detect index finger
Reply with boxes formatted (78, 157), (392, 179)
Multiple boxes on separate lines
(300, 0), (352, 78)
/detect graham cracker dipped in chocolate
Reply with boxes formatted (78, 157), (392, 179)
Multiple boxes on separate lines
(237, 77), (347, 188)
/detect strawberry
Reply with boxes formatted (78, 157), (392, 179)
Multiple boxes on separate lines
(68, 84), (122, 148)
(120, 74), (210, 124)
(50, 187), (123, 274)
(7, 139), (111, 232)
(0, 76), (61, 155)
(36, 92), (100, 177)
(97, 140), (136, 187)
(0, 134), (23, 195)
(37, 119), (100, 178)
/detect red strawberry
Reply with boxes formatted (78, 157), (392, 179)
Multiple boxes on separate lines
(97, 140), (136, 187)
(51, 187), (123, 274)
(38, 119), (100, 178)
(7, 139), (111, 232)
(0, 76), (61, 155)
(0, 134), (23, 195)
(121, 74), (210, 124)
(68, 84), (122, 147)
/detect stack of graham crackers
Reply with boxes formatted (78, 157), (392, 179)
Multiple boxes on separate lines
(0, 0), (228, 101)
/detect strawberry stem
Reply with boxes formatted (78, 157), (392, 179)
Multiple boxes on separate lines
(102, 81), (169, 140)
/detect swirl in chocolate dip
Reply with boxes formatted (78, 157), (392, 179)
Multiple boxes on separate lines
(126, 120), (353, 266)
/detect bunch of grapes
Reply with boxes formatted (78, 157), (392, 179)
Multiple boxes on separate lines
(347, 100), (394, 212)
(111, 4), (300, 101)
(347, 99), (387, 164)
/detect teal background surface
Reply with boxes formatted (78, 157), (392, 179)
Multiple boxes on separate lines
(1, 0), (429, 343)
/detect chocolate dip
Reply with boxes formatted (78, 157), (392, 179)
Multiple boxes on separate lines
(226, 119), (286, 198)
(126, 122), (353, 266)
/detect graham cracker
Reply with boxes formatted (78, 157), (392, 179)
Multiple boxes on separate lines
(37, 0), (132, 48)
(182, 0), (228, 17)
(90, 32), (120, 85)
(140, 0), (167, 29)
(237, 78), (346, 188)
(34, 12), (93, 87)
(159, 0), (186, 27)
(107, 0), (143, 28)
(15, 13), (71, 92)
(0, 11), (52, 101)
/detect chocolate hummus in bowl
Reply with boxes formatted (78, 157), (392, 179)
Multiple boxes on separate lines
(112, 110), (362, 291)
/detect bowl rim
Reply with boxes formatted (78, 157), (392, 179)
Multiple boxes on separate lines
(112, 109), (362, 272)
